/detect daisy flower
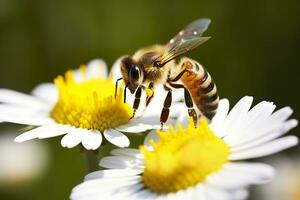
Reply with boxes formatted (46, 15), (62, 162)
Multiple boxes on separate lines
(0, 59), (184, 150)
(70, 96), (298, 200)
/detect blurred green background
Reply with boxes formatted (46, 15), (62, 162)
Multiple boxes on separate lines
(0, 0), (299, 199)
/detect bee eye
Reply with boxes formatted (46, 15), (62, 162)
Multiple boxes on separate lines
(129, 65), (140, 83)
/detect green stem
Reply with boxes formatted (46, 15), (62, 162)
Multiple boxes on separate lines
(85, 150), (99, 173)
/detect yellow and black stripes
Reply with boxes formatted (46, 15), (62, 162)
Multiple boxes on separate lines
(180, 59), (219, 120)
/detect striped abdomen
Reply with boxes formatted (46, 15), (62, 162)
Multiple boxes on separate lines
(180, 59), (219, 120)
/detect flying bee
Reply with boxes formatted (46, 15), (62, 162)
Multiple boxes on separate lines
(115, 18), (219, 128)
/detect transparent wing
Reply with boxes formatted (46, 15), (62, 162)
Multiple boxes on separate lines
(160, 18), (211, 65)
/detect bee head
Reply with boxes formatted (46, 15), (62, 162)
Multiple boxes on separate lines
(120, 56), (144, 94)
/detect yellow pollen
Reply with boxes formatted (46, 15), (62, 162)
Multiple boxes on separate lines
(50, 66), (132, 132)
(140, 118), (230, 194)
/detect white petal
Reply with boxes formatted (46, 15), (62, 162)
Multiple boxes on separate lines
(223, 162), (275, 183)
(84, 169), (142, 181)
(81, 130), (102, 150)
(114, 183), (145, 200)
(99, 156), (132, 169)
(186, 185), (206, 200)
(110, 148), (142, 159)
(14, 128), (39, 142)
(183, 187), (200, 200)
(231, 119), (298, 152)
(71, 177), (142, 200)
(224, 100), (277, 146)
(225, 96), (253, 134)
(0, 89), (48, 109)
(31, 83), (58, 104)
(229, 136), (299, 160)
(0, 115), (53, 126)
(207, 162), (275, 189)
(108, 56), (124, 81)
(210, 98), (230, 137)
(248, 100), (276, 122)
(61, 128), (82, 148)
(203, 185), (248, 200)
(256, 107), (295, 136)
(231, 189), (249, 200)
(224, 96), (253, 131)
(74, 59), (108, 82)
(86, 59), (108, 79)
(169, 188), (189, 200)
(131, 189), (157, 200)
(211, 99), (230, 124)
(116, 121), (153, 133)
(0, 104), (52, 125)
(104, 129), (130, 148)
(270, 106), (294, 123)
(100, 155), (142, 170)
(177, 112), (189, 128)
(115, 125), (149, 133)
(14, 124), (71, 142)
(38, 125), (71, 139)
(0, 103), (50, 114)
(170, 103), (188, 119)
(171, 86), (185, 103)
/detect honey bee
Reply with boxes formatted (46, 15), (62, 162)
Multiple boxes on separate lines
(115, 18), (219, 128)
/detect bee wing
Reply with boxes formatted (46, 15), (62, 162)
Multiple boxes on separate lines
(160, 18), (211, 65)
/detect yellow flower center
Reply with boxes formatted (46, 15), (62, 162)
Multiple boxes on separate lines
(141, 119), (230, 194)
(50, 66), (132, 132)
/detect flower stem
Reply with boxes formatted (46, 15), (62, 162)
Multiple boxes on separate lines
(85, 150), (99, 173)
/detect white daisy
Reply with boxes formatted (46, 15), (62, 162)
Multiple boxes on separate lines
(70, 96), (298, 200)
(0, 58), (184, 150)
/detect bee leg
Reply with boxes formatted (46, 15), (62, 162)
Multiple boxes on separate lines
(114, 78), (123, 99)
(160, 85), (172, 130)
(168, 83), (198, 127)
(124, 84), (128, 103)
(130, 86), (143, 119)
(185, 89), (198, 127)
(168, 69), (186, 82)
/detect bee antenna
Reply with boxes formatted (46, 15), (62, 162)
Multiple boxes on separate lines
(124, 83), (128, 103)
(114, 78), (123, 98)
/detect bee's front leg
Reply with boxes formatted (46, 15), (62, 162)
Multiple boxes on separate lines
(114, 78), (123, 99)
(123, 84), (128, 103)
(130, 86), (143, 119)
(160, 85), (172, 130)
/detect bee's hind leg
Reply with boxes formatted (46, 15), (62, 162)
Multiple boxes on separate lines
(160, 85), (172, 130)
(130, 86), (143, 119)
(168, 82), (198, 127)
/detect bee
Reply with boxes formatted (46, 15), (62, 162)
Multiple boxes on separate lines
(115, 18), (219, 128)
